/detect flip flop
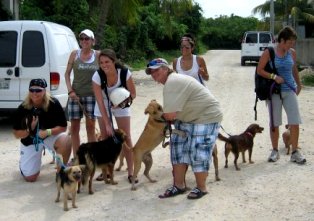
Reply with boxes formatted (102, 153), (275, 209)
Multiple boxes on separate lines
(158, 185), (186, 199)
(187, 187), (208, 200)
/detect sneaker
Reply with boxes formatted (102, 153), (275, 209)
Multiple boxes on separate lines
(268, 149), (280, 162)
(290, 150), (306, 164)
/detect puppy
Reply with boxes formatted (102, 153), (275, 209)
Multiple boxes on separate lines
(55, 154), (84, 211)
(131, 100), (166, 190)
(282, 124), (291, 155)
(218, 124), (264, 170)
(75, 129), (127, 194)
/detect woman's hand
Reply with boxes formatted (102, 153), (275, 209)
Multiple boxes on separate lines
(69, 91), (79, 100)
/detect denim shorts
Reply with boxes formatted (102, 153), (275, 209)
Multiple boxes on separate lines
(170, 121), (220, 172)
(67, 96), (96, 120)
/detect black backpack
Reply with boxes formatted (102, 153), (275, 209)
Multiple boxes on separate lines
(97, 67), (128, 90)
(254, 47), (281, 121)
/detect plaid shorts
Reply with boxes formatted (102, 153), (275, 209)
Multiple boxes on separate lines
(170, 121), (220, 172)
(67, 96), (96, 120)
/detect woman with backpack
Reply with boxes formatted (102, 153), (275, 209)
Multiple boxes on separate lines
(92, 49), (137, 183)
(256, 26), (305, 165)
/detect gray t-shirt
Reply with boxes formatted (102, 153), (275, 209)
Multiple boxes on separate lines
(163, 73), (223, 124)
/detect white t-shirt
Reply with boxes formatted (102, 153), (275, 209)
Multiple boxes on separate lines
(92, 68), (132, 117)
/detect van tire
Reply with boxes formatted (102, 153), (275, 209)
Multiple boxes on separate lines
(241, 58), (245, 66)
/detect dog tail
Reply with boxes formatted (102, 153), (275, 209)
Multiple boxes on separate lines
(218, 133), (230, 143)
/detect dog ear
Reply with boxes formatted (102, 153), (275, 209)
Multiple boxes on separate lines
(79, 165), (86, 171)
(64, 167), (72, 174)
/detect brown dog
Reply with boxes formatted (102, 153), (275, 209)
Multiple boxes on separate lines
(282, 124), (291, 155)
(218, 124), (264, 170)
(75, 129), (127, 194)
(55, 154), (84, 211)
(131, 100), (166, 190)
(131, 100), (220, 190)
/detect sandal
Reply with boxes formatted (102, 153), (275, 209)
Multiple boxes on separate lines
(128, 175), (138, 184)
(187, 187), (208, 200)
(158, 185), (186, 199)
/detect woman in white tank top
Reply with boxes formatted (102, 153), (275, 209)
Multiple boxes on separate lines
(173, 34), (209, 85)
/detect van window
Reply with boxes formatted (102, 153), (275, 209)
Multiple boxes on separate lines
(0, 31), (17, 67)
(260, 33), (271, 43)
(22, 31), (45, 67)
(246, 33), (257, 43)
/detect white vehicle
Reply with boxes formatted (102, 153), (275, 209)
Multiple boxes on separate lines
(0, 20), (79, 115)
(241, 31), (276, 66)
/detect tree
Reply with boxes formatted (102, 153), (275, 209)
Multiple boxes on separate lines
(252, 0), (314, 34)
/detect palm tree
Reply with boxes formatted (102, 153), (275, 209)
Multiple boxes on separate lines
(86, 0), (140, 48)
(252, 0), (314, 27)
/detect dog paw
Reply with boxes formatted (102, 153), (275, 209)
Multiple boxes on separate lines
(55, 199), (60, 203)
(131, 186), (137, 191)
(64, 207), (69, 211)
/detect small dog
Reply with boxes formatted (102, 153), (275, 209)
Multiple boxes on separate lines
(218, 124), (264, 170)
(55, 154), (84, 211)
(131, 100), (220, 190)
(282, 124), (291, 155)
(75, 129), (127, 194)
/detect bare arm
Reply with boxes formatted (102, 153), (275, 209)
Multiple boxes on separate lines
(92, 81), (113, 137)
(290, 49), (302, 95)
(172, 58), (178, 72)
(64, 50), (76, 94)
(197, 56), (209, 81)
(256, 49), (284, 84)
(126, 76), (136, 100)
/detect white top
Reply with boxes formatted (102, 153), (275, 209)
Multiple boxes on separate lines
(92, 69), (132, 117)
(176, 54), (202, 82)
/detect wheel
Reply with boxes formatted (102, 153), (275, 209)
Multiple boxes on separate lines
(241, 58), (245, 66)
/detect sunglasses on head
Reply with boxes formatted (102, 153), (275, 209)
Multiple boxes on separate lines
(79, 37), (91, 41)
(147, 59), (166, 67)
(29, 88), (44, 93)
(180, 45), (191, 49)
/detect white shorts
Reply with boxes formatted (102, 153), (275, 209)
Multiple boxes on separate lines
(19, 133), (65, 177)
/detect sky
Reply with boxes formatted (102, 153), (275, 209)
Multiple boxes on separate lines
(194, 0), (267, 19)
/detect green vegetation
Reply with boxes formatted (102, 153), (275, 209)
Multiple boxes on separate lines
(1, 0), (313, 70)
(301, 74), (314, 86)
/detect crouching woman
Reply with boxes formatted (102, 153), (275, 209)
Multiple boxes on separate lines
(12, 79), (72, 182)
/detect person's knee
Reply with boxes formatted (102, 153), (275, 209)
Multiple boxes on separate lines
(23, 172), (39, 182)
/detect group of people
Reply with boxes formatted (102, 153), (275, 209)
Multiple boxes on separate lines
(13, 26), (306, 200)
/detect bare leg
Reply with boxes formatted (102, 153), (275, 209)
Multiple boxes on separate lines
(85, 117), (96, 142)
(270, 126), (279, 150)
(70, 119), (81, 156)
(289, 124), (299, 151)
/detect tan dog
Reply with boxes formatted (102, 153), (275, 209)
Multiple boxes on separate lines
(131, 100), (166, 190)
(218, 124), (264, 170)
(55, 154), (84, 211)
(282, 124), (291, 155)
(131, 100), (220, 190)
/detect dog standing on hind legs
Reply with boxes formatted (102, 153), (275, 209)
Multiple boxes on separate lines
(218, 123), (264, 170)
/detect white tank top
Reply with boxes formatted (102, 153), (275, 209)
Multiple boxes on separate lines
(176, 54), (201, 82)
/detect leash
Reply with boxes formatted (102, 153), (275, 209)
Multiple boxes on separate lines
(32, 123), (67, 169)
(220, 125), (232, 136)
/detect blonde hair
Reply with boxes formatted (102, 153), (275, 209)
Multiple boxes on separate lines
(22, 90), (53, 111)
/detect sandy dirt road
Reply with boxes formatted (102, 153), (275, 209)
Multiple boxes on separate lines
(0, 50), (314, 221)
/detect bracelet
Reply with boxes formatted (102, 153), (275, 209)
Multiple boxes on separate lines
(273, 74), (277, 80)
(270, 73), (274, 79)
(46, 129), (52, 136)
(68, 90), (74, 95)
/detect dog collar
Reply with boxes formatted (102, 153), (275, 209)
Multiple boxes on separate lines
(246, 132), (253, 137)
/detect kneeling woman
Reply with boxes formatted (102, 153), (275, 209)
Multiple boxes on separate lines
(13, 79), (72, 182)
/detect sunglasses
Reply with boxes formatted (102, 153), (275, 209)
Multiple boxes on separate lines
(29, 88), (44, 93)
(147, 59), (167, 67)
(180, 45), (191, 49)
(79, 37), (91, 41)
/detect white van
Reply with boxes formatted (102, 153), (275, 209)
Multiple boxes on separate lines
(241, 31), (276, 66)
(0, 20), (79, 115)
